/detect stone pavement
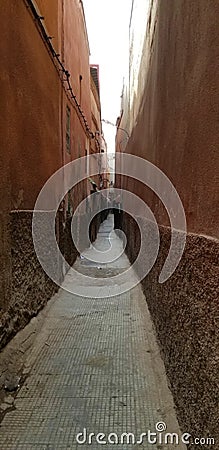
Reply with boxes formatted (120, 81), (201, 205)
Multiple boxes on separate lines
(0, 215), (186, 449)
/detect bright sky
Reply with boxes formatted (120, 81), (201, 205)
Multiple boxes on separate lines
(83, 0), (133, 153)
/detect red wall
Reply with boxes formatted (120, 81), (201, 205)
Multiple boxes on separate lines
(35, 0), (61, 53)
(118, 0), (219, 239)
(0, 0), (93, 212)
(61, 0), (93, 212)
(0, 0), (95, 310)
(115, 2), (219, 440)
(63, 0), (91, 129)
(0, 1), (63, 211)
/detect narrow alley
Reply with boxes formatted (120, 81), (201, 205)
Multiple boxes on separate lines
(0, 0), (218, 449)
(0, 216), (185, 449)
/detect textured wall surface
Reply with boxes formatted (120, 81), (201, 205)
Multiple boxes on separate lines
(119, 0), (219, 238)
(64, 0), (91, 128)
(0, 1), (62, 211)
(116, 0), (219, 446)
(122, 213), (219, 448)
(0, 0), (62, 314)
(35, 0), (61, 53)
(0, 212), (59, 350)
(0, 204), (106, 351)
(0, 1), (100, 346)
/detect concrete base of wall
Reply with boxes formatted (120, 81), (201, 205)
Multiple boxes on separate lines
(0, 209), (105, 351)
(122, 212), (219, 447)
(0, 212), (59, 350)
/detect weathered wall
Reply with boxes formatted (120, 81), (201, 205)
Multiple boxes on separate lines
(122, 214), (219, 447)
(64, 0), (91, 128)
(90, 68), (102, 192)
(61, 1), (97, 221)
(90, 76), (101, 136)
(0, 0), (101, 348)
(120, 0), (219, 237)
(0, 211), (58, 349)
(0, 1), (62, 212)
(0, 0), (62, 319)
(0, 210), (80, 350)
(35, 0), (61, 53)
(117, 0), (219, 445)
(0, 159), (11, 311)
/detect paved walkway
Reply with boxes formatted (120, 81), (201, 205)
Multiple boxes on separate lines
(0, 215), (185, 449)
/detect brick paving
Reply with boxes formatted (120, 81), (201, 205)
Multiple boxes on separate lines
(0, 215), (185, 449)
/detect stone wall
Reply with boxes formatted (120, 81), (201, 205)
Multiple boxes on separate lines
(0, 0), (104, 351)
(0, 209), (104, 351)
(116, 2), (219, 445)
(122, 213), (219, 448)
(0, 211), (64, 350)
